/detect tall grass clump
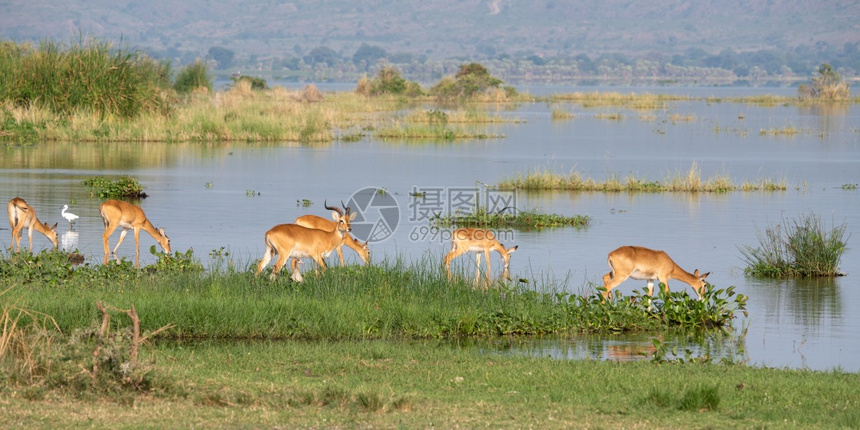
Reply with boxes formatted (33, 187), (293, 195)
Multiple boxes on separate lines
(739, 212), (848, 277)
(0, 37), (170, 118)
(173, 60), (213, 94)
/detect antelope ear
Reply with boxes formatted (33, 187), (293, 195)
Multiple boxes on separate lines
(158, 227), (166, 236)
(510, 245), (519, 253)
(50, 222), (58, 230)
(331, 211), (340, 221)
(349, 211), (357, 221)
(701, 272), (711, 279)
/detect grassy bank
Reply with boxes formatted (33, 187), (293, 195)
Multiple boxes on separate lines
(1, 250), (745, 339)
(2, 339), (858, 428)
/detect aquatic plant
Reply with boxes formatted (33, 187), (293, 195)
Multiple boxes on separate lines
(82, 176), (147, 199)
(431, 207), (590, 230)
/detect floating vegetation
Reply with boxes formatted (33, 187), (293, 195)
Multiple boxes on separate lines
(842, 183), (858, 190)
(82, 176), (147, 199)
(759, 126), (808, 136)
(551, 109), (575, 119)
(496, 163), (787, 193)
(431, 207), (590, 230)
(595, 111), (623, 120)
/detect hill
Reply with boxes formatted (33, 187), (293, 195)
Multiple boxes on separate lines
(3, 0), (858, 64)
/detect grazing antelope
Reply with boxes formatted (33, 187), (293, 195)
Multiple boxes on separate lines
(7, 197), (58, 252)
(443, 228), (517, 286)
(99, 199), (171, 267)
(256, 202), (356, 281)
(601, 245), (710, 300)
(294, 214), (370, 266)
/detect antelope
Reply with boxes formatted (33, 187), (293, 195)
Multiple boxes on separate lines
(99, 199), (171, 267)
(294, 214), (370, 266)
(256, 202), (356, 281)
(601, 245), (710, 300)
(443, 228), (517, 286)
(7, 197), (59, 252)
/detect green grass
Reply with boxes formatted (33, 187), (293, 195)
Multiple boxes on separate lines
(739, 212), (848, 277)
(2, 337), (859, 428)
(1, 250), (744, 339)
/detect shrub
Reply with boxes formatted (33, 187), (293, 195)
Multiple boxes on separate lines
(430, 62), (504, 101)
(173, 60), (213, 93)
(355, 66), (423, 97)
(739, 212), (847, 277)
(231, 75), (268, 90)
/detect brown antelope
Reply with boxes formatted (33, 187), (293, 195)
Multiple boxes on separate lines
(99, 199), (171, 267)
(256, 202), (356, 281)
(443, 228), (517, 286)
(7, 197), (58, 252)
(601, 245), (710, 300)
(294, 214), (370, 266)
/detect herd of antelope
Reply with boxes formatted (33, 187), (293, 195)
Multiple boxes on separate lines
(7, 197), (710, 299)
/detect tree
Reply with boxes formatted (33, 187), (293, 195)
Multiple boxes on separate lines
(304, 46), (340, 67)
(352, 44), (387, 67)
(207, 46), (234, 70)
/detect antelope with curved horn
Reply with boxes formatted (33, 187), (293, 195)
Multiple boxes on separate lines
(7, 197), (58, 252)
(99, 199), (171, 267)
(256, 201), (356, 281)
(294, 209), (370, 266)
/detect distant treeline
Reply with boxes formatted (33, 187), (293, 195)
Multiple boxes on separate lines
(180, 42), (859, 84)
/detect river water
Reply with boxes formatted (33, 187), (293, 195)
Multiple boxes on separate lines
(2, 86), (858, 370)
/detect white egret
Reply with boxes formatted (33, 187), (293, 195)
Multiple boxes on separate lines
(61, 204), (79, 227)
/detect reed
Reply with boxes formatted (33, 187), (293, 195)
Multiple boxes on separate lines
(739, 212), (847, 277)
(0, 37), (169, 118)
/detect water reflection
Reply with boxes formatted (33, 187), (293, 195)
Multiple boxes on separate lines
(462, 331), (747, 364)
(748, 277), (843, 332)
(61, 230), (79, 251)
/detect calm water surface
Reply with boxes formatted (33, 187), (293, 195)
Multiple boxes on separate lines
(2, 88), (858, 370)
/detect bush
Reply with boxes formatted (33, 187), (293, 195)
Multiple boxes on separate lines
(739, 212), (847, 277)
(231, 75), (268, 90)
(430, 62), (504, 101)
(173, 60), (213, 93)
(798, 63), (850, 101)
(355, 66), (423, 97)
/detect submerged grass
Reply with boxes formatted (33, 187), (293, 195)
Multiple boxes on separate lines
(497, 163), (787, 193)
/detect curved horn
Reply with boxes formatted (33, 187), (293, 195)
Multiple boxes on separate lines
(324, 200), (343, 216)
(341, 200), (351, 215)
